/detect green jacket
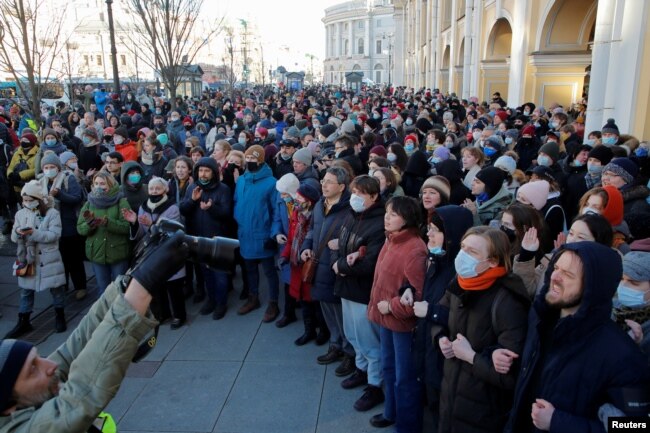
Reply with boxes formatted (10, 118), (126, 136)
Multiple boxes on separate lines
(474, 186), (513, 226)
(0, 278), (157, 433)
(77, 196), (131, 264)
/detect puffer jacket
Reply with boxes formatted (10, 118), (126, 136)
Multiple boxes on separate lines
(76, 187), (131, 265)
(438, 273), (530, 433)
(36, 172), (84, 238)
(233, 163), (278, 259)
(120, 161), (148, 211)
(474, 186), (512, 225)
(11, 207), (66, 291)
(333, 202), (386, 305)
(621, 183), (650, 240)
(271, 193), (292, 285)
(301, 191), (351, 303)
(7, 144), (39, 192)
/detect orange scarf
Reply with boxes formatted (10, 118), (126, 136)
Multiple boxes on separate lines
(457, 266), (507, 291)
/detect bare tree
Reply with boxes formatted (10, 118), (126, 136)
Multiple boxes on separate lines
(55, 41), (84, 105)
(223, 26), (237, 98)
(0, 0), (68, 128)
(125, 0), (224, 107)
(256, 43), (266, 88)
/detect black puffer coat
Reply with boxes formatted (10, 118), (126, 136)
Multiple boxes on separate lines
(437, 273), (530, 433)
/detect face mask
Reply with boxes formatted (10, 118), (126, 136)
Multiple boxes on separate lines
(114, 136), (124, 145)
(156, 109), (162, 115)
(602, 136), (617, 146)
(280, 153), (291, 161)
(435, 104), (441, 110)
(184, 125), (193, 131)
(368, 169), (375, 177)
(43, 168), (58, 179)
(454, 249), (486, 278)
(430, 156), (441, 164)
(389, 122), (397, 129)
(523, 110), (530, 116)
(149, 194), (164, 203)
(171, 116), (180, 122)
(127, 173), (141, 184)
(20, 141), (33, 149)
(335, 151), (341, 159)
(537, 155), (552, 167)
(349, 193), (366, 213)
(500, 225), (516, 242)
(247, 161), (260, 172)
(635, 147), (648, 158)
(505, 137), (513, 145)
(472, 132), (481, 141)
(585, 139), (595, 147)
(534, 122), (541, 128)
(573, 159), (584, 167)
(404, 143), (415, 153)
(484, 147), (497, 157)
(154, 122), (164, 128)
(616, 284), (647, 307)
(373, 113), (380, 120)
(44, 138), (57, 147)
(198, 178), (211, 185)
(93, 186), (106, 194)
(387, 153), (397, 163)
(429, 246), (444, 255)
(550, 121), (559, 129)
(67, 162), (78, 170)
(238, 138), (247, 145)
(82, 136), (92, 145)
(405, 118), (413, 126)
(581, 206), (600, 216)
(23, 201), (39, 210)
(587, 163), (603, 175)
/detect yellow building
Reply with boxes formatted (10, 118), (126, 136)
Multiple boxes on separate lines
(393, 0), (650, 140)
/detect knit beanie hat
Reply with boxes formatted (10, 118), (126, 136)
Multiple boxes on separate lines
(494, 111), (508, 123)
(505, 129), (519, 140)
(341, 120), (356, 135)
(244, 145), (265, 164)
(588, 145), (614, 165)
(286, 126), (301, 139)
(601, 185), (624, 226)
(521, 124), (536, 137)
(22, 132), (38, 147)
(603, 158), (638, 185)
(601, 118), (620, 135)
(21, 180), (45, 200)
(0, 340), (34, 411)
(148, 176), (169, 191)
(404, 134), (418, 145)
(475, 166), (505, 199)
(295, 119), (308, 130)
(276, 173), (300, 197)
(433, 146), (450, 161)
(83, 127), (99, 140)
(484, 135), (504, 150)
(320, 124), (336, 139)
(297, 183), (320, 204)
(293, 147), (312, 166)
(420, 175), (451, 202)
(369, 145), (387, 158)
(40, 150), (62, 170)
(539, 141), (560, 163)
(59, 151), (77, 166)
(114, 126), (129, 139)
(517, 180), (550, 210)
(494, 155), (517, 175)
(622, 251), (650, 281)
(42, 127), (58, 140)
(329, 116), (342, 129)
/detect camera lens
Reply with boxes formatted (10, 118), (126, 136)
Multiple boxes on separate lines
(184, 235), (239, 273)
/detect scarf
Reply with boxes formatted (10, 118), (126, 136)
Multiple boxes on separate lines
(146, 194), (169, 212)
(141, 151), (155, 166)
(457, 266), (507, 291)
(290, 210), (312, 266)
(87, 185), (122, 209)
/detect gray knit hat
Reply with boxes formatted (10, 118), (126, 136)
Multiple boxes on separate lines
(0, 339), (34, 411)
(293, 147), (312, 166)
(603, 158), (638, 185)
(622, 251), (650, 281)
(40, 150), (62, 170)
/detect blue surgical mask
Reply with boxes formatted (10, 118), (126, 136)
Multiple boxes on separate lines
(602, 136), (617, 146)
(82, 136), (92, 145)
(635, 147), (648, 158)
(454, 249), (485, 278)
(429, 246), (444, 255)
(587, 163), (603, 175)
(127, 173), (141, 184)
(445, 141), (454, 149)
(505, 137), (513, 145)
(44, 138), (57, 147)
(484, 147), (497, 157)
(616, 283), (647, 307)
(405, 118), (413, 126)
(430, 156), (441, 164)
(387, 153), (397, 163)
(404, 143), (415, 153)
(373, 113), (381, 120)
(537, 155), (552, 167)
(43, 168), (58, 179)
(198, 178), (210, 185)
(534, 122), (541, 128)
(238, 138), (246, 145)
(585, 139), (595, 147)
(550, 121), (559, 129)
(573, 159), (584, 167)
(349, 193), (366, 213)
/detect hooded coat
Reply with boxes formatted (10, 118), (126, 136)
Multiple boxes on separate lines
(120, 161), (148, 212)
(505, 242), (650, 433)
(436, 159), (473, 205)
(401, 150), (431, 198)
(179, 157), (232, 238)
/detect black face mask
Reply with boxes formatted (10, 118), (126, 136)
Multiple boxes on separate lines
(246, 161), (259, 172)
(500, 225), (517, 243)
(149, 194), (164, 203)
(184, 125), (193, 131)
(20, 141), (32, 149)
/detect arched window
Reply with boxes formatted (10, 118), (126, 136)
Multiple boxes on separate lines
(358, 38), (364, 55)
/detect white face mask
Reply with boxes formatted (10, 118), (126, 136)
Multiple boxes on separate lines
(581, 207), (600, 216)
(43, 168), (58, 179)
(113, 136), (124, 145)
(23, 201), (39, 210)
(349, 193), (366, 213)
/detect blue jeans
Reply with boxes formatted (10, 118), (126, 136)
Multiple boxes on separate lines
(244, 257), (279, 301)
(201, 265), (229, 306)
(342, 299), (382, 386)
(92, 260), (129, 295)
(19, 287), (65, 313)
(380, 325), (422, 433)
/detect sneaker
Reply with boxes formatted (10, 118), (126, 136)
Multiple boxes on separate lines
(335, 354), (356, 377)
(341, 368), (368, 389)
(316, 346), (343, 365)
(369, 413), (394, 428)
(354, 385), (385, 412)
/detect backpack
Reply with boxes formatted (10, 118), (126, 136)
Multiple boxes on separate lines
(544, 204), (568, 233)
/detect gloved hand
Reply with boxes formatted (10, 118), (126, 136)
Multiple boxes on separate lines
(8, 171), (21, 183)
(130, 231), (190, 295)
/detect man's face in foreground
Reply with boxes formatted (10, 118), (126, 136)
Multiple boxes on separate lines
(9, 348), (60, 411)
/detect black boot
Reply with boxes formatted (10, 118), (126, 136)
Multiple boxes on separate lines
(294, 303), (316, 346)
(5, 312), (33, 339)
(54, 308), (67, 333)
(276, 285), (297, 328)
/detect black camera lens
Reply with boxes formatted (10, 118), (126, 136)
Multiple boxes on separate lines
(184, 235), (239, 273)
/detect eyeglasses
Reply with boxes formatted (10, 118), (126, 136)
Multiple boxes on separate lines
(320, 179), (339, 186)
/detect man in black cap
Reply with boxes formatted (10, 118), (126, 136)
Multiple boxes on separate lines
(0, 233), (191, 432)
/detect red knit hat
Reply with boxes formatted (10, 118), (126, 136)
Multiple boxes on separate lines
(521, 125), (536, 137)
(182, 116), (193, 126)
(404, 134), (418, 145)
(602, 185), (624, 226)
(369, 145), (387, 158)
(495, 111), (508, 122)
(256, 127), (268, 138)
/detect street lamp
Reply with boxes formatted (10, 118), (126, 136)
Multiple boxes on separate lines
(105, 0), (120, 92)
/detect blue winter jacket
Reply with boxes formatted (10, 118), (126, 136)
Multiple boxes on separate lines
(271, 193), (291, 284)
(179, 157), (232, 238)
(301, 191), (350, 303)
(505, 242), (650, 433)
(233, 163), (278, 259)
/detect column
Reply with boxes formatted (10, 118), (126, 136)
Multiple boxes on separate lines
(462, 0), (473, 99)
(365, 18), (370, 57)
(507, 0), (530, 107)
(349, 20), (354, 57)
(414, 0), (421, 88)
(470, 0), (481, 98)
(337, 22), (343, 58)
(448, 0), (458, 94)
(393, 3), (405, 85)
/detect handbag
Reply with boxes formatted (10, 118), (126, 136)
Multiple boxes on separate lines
(13, 261), (35, 277)
(301, 214), (343, 284)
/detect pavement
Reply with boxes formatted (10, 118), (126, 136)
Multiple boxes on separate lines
(0, 228), (437, 433)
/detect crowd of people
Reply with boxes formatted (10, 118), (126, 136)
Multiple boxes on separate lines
(0, 83), (649, 432)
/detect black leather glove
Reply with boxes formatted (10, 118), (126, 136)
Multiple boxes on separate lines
(129, 231), (190, 295)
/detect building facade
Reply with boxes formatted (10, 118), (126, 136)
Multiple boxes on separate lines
(393, 0), (650, 140)
(322, 0), (396, 85)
